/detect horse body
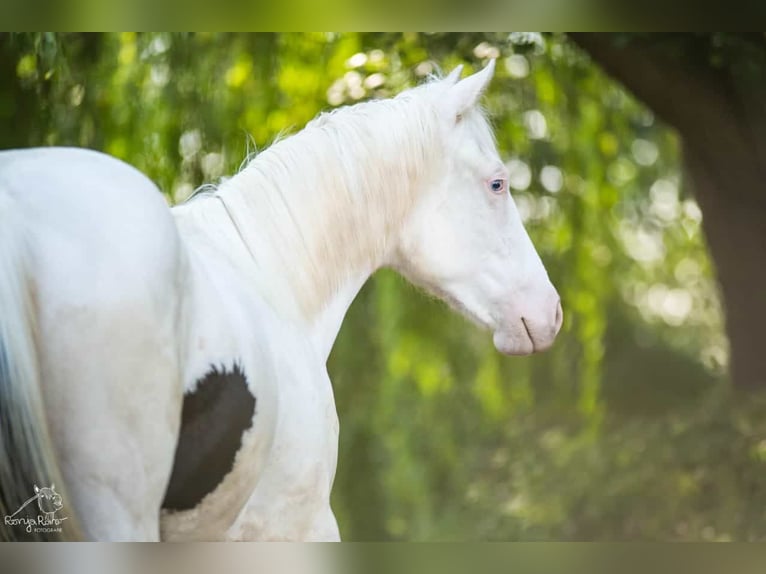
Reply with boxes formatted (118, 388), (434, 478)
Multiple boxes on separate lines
(0, 62), (562, 541)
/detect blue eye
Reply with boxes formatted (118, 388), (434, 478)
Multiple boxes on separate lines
(489, 179), (506, 193)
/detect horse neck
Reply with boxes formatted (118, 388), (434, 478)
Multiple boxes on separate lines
(216, 98), (440, 357)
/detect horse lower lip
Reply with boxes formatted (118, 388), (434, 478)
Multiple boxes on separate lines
(493, 330), (534, 356)
(498, 344), (534, 356)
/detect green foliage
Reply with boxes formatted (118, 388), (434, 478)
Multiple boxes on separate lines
(1, 32), (761, 540)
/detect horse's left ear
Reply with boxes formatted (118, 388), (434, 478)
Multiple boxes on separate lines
(441, 59), (495, 122)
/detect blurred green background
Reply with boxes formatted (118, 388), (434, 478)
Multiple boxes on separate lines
(2, 32), (766, 541)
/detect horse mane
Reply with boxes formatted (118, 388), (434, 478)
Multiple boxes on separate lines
(180, 76), (492, 318)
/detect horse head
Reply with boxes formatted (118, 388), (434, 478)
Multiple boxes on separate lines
(394, 61), (563, 355)
(34, 484), (63, 515)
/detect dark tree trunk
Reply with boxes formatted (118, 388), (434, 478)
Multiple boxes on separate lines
(685, 146), (766, 389)
(569, 33), (766, 389)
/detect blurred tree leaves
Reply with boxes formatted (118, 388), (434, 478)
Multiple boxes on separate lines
(570, 33), (766, 392)
(1, 32), (762, 540)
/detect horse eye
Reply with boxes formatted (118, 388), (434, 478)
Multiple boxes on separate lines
(489, 179), (506, 194)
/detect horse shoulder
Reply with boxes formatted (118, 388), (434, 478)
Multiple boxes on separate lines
(160, 256), (284, 539)
(225, 331), (340, 541)
(163, 272), (339, 540)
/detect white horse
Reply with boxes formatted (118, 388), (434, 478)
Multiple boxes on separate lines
(0, 60), (561, 541)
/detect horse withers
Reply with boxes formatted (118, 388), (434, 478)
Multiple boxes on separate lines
(0, 60), (561, 541)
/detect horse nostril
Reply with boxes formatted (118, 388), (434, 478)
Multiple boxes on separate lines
(553, 299), (563, 333)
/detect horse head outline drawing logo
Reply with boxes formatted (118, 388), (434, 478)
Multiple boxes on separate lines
(4, 483), (68, 535)
(33, 484), (64, 520)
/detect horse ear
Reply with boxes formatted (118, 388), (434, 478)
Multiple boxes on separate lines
(443, 64), (463, 86)
(441, 59), (496, 121)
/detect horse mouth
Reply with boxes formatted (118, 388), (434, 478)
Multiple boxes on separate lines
(520, 317), (535, 352)
(492, 322), (536, 356)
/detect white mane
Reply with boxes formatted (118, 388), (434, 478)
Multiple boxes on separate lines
(192, 81), (486, 318)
